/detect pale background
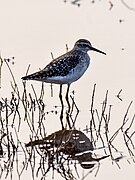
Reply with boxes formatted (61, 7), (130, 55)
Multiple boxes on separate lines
(0, 0), (135, 179)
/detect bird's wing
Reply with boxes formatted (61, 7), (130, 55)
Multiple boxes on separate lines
(22, 53), (80, 80)
(44, 53), (80, 77)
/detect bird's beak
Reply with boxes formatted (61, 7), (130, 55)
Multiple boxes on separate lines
(90, 46), (106, 55)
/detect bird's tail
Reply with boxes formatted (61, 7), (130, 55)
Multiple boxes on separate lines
(21, 74), (33, 80)
(21, 71), (40, 81)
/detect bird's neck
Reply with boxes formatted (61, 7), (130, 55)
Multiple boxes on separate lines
(73, 47), (88, 54)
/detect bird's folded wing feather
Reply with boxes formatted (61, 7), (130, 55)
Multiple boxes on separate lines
(22, 53), (80, 80)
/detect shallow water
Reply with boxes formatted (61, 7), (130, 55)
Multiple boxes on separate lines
(0, 1), (135, 179)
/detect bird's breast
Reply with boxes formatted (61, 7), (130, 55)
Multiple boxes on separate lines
(66, 55), (90, 83)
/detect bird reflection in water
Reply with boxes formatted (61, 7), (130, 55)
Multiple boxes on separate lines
(26, 129), (109, 170)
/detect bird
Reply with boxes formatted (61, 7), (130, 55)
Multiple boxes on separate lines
(22, 39), (106, 85)
(22, 39), (106, 122)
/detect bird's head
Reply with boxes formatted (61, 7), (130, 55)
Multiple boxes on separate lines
(74, 39), (106, 55)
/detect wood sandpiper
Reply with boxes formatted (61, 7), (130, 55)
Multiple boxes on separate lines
(22, 39), (106, 112)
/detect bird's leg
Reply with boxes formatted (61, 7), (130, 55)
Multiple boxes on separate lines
(59, 84), (64, 129)
(66, 84), (70, 111)
(65, 84), (71, 129)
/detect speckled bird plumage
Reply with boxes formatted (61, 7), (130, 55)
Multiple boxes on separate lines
(22, 39), (106, 85)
